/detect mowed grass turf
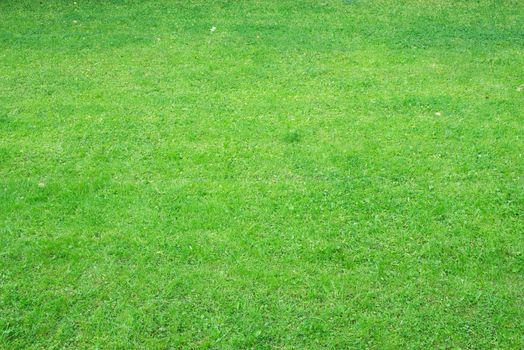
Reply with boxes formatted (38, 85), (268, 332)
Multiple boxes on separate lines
(1, 0), (523, 348)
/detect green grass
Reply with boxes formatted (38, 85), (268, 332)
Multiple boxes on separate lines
(1, 0), (523, 348)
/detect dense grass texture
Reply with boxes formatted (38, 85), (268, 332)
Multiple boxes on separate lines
(1, 0), (524, 348)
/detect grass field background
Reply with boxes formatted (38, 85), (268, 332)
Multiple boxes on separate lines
(1, 0), (523, 348)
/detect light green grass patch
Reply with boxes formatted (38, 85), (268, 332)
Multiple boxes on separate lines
(1, 0), (523, 348)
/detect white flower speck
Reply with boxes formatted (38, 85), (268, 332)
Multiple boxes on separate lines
(210, 26), (216, 32)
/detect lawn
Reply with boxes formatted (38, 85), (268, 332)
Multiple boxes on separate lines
(1, 0), (523, 348)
